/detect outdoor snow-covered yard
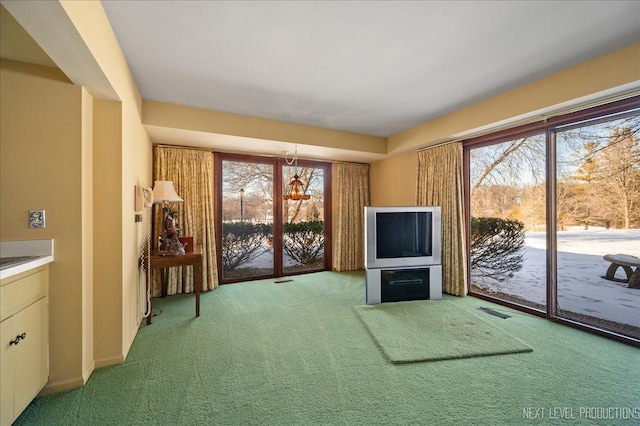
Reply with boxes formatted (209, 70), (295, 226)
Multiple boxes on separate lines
(475, 228), (640, 328)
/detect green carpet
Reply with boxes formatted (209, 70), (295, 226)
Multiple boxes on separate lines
(13, 271), (640, 425)
(355, 300), (532, 363)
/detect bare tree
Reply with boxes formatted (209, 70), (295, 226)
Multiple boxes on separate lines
(561, 116), (640, 161)
(516, 184), (546, 232)
(470, 184), (520, 219)
(470, 134), (545, 191)
(559, 121), (640, 229)
(283, 166), (323, 223)
(222, 161), (325, 224)
(556, 181), (599, 229)
(596, 127), (640, 228)
(222, 160), (274, 222)
(560, 141), (605, 229)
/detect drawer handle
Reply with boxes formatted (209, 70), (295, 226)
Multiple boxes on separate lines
(9, 332), (26, 346)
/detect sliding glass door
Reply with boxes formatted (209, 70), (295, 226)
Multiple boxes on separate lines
(219, 158), (274, 281)
(282, 164), (328, 274)
(465, 96), (640, 343)
(553, 112), (640, 339)
(468, 133), (547, 312)
(217, 154), (331, 283)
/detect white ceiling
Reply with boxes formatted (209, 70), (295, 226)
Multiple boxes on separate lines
(2, 2), (638, 162)
(101, 1), (640, 140)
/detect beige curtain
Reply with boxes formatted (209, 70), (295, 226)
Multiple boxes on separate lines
(153, 146), (218, 295)
(416, 142), (467, 296)
(333, 162), (370, 271)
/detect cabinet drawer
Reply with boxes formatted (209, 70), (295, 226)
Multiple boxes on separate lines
(1, 267), (48, 322)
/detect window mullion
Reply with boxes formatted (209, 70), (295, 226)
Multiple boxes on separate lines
(546, 128), (557, 319)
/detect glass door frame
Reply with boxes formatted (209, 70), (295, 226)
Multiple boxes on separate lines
(463, 95), (640, 346)
(214, 152), (332, 284)
(463, 121), (550, 319)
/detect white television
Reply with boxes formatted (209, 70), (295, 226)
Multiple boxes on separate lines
(365, 206), (441, 269)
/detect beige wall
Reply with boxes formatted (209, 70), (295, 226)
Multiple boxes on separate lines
(371, 43), (640, 206)
(369, 151), (417, 206)
(60, 0), (153, 368)
(92, 99), (124, 367)
(0, 59), (87, 390)
(143, 100), (386, 156)
(121, 95), (151, 355)
(1, 0), (152, 393)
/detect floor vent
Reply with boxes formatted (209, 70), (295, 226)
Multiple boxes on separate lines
(478, 307), (511, 319)
(274, 279), (293, 284)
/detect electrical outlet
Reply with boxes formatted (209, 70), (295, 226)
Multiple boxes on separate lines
(29, 210), (46, 228)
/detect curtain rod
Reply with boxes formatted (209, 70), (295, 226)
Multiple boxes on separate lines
(332, 160), (370, 166)
(417, 140), (461, 152)
(153, 144), (214, 152)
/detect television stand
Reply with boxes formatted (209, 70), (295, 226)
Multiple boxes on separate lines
(366, 265), (442, 305)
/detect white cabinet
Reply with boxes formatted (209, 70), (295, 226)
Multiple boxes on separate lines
(1, 266), (48, 426)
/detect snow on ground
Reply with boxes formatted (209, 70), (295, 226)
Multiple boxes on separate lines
(238, 248), (305, 269)
(475, 228), (640, 328)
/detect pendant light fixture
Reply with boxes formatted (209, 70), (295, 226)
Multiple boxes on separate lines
(282, 145), (311, 201)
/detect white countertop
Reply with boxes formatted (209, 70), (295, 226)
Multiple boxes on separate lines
(0, 240), (54, 280)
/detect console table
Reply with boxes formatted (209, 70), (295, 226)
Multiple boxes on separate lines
(146, 244), (202, 325)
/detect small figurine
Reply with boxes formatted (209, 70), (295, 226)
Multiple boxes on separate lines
(159, 209), (185, 255)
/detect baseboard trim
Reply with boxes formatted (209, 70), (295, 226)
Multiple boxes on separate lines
(94, 354), (125, 369)
(82, 360), (95, 383)
(40, 356), (124, 395)
(40, 376), (85, 395)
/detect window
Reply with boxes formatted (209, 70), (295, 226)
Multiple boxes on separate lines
(282, 163), (328, 275)
(468, 132), (547, 312)
(219, 157), (275, 281)
(215, 153), (331, 283)
(464, 96), (640, 344)
(553, 112), (640, 339)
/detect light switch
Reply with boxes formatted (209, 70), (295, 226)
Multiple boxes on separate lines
(29, 210), (45, 228)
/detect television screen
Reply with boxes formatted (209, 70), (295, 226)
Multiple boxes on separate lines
(365, 206), (441, 269)
(376, 212), (433, 259)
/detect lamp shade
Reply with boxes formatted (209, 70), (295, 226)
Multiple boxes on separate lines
(152, 180), (183, 204)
